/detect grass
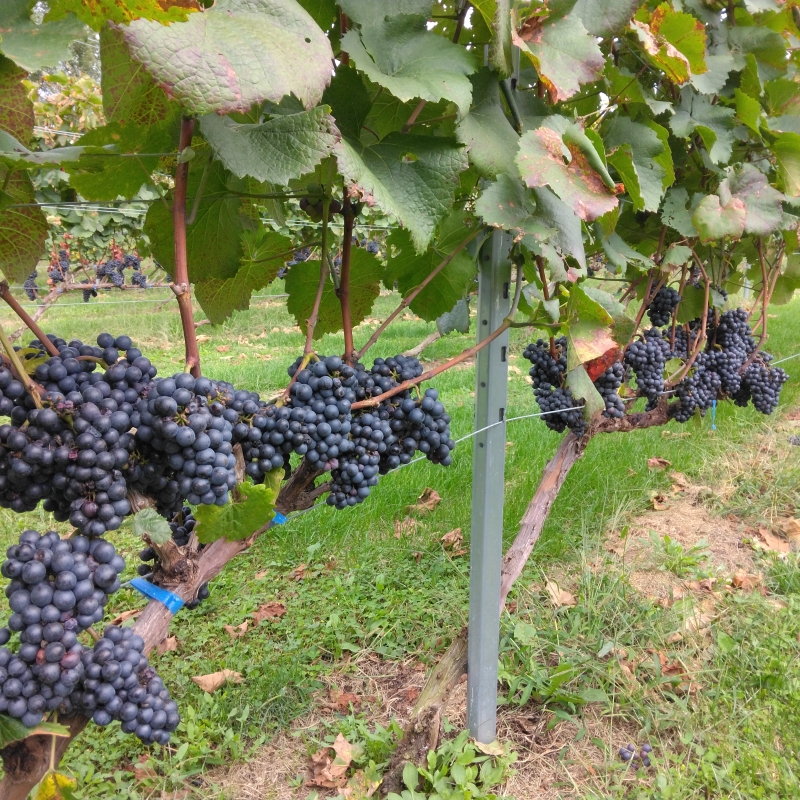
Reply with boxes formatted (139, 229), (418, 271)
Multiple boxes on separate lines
(0, 287), (798, 798)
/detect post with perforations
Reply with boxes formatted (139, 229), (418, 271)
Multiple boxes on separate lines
(466, 230), (511, 743)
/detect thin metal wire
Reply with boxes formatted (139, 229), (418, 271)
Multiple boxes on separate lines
(7, 293), (289, 308)
(772, 352), (800, 366)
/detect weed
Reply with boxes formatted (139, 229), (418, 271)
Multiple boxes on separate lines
(648, 532), (711, 578)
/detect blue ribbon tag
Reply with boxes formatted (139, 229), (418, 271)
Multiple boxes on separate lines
(711, 398), (717, 431)
(129, 578), (185, 614)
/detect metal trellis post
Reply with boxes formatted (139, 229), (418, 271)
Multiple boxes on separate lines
(466, 230), (511, 743)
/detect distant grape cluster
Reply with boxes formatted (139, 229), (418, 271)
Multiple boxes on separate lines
(23, 272), (38, 302)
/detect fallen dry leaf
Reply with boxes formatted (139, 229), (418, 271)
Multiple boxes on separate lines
(342, 770), (381, 800)
(669, 471), (690, 488)
(134, 754), (157, 782)
(474, 739), (506, 757)
(648, 457), (672, 470)
(255, 570), (269, 579)
(406, 487), (441, 515)
(289, 563), (307, 581)
(196, 335), (211, 343)
(323, 688), (362, 713)
(307, 733), (354, 789)
(224, 621), (248, 640)
(545, 580), (576, 608)
(730, 570), (763, 593)
(404, 687), (420, 703)
(156, 636), (179, 656)
(753, 527), (791, 554)
(766, 597), (789, 611)
(684, 611), (714, 634)
(191, 670), (243, 693)
(108, 608), (142, 626)
(216, 345), (230, 353)
(665, 631), (684, 644)
(253, 602), (287, 625)
(441, 528), (463, 550)
(650, 492), (669, 511)
(777, 517), (800, 544)
(394, 516), (417, 539)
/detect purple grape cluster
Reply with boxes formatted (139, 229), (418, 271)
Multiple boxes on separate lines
(619, 742), (652, 768)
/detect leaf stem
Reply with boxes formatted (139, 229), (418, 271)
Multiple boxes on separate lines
(338, 194), (356, 364)
(304, 196), (331, 356)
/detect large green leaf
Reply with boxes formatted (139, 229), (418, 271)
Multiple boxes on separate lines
(532, 186), (587, 271)
(571, 0), (639, 36)
(641, 4), (707, 76)
(0, 170), (48, 283)
(0, 0), (88, 72)
(728, 25), (788, 82)
(514, 14), (604, 103)
(692, 193), (746, 242)
(670, 87), (735, 164)
(199, 107), (338, 185)
(0, 55), (32, 141)
(335, 133), (468, 252)
(121, 0), (334, 115)
(604, 117), (673, 212)
(769, 131), (800, 196)
(384, 212), (478, 321)
(720, 163), (784, 235)
(194, 480), (277, 544)
(195, 227), (294, 323)
(456, 68), (519, 179)
(604, 64), (673, 117)
(516, 125), (618, 222)
(474, 174), (554, 243)
(322, 66), (371, 141)
(145, 160), (252, 281)
(46, 0), (198, 30)
(285, 248), (381, 338)
(661, 186), (698, 236)
(340, 10), (477, 114)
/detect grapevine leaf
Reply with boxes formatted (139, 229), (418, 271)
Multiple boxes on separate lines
(340, 12), (478, 114)
(474, 173), (556, 243)
(532, 187), (587, 270)
(581, 285), (626, 320)
(565, 284), (615, 371)
(321, 65), (371, 140)
(46, 0), (199, 30)
(676, 284), (706, 323)
(195, 227), (294, 323)
(514, 15), (604, 103)
(565, 365), (605, 420)
(721, 163), (784, 235)
(456, 68), (519, 179)
(295, 0), (338, 32)
(661, 186), (698, 237)
(0, 56), (32, 142)
(728, 25), (788, 82)
(734, 88), (763, 135)
(32, 769), (77, 800)
(639, 4), (707, 76)
(363, 91), (451, 141)
(200, 107), (338, 185)
(0, 131), (93, 166)
(335, 133), (468, 252)
(384, 211), (479, 321)
(598, 231), (650, 271)
(436, 298), (470, 335)
(470, 0), (513, 76)
(194, 481), (277, 544)
(0, 170), (48, 284)
(769, 132), (800, 196)
(0, 0), (88, 72)
(764, 79), (800, 116)
(604, 64), (674, 117)
(570, 0), (639, 35)
(604, 117), (673, 212)
(662, 243), (692, 267)
(692, 194), (746, 242)
(133, 507), (172, 545)
(122, 0), (334, 115)
(670, 87), (735, 164)
(145, 160), (252, 281)
(516, 125), (618, 221)
(285, 248), (381, 338)
(630, 20), (690, 84)
(0, 716), (70, 748)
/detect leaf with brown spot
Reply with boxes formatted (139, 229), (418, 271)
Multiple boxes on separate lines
(156, 636), (178, 656)
(252, 602), (286, 625)
(191, 669), (243, 693)
(342, 769), (382, 800)
(753, 527), (791, 555)
(647, 457), (672, 470)
(224, 621), (248, 639)
(406, 487), (441, 515)
(545, 580), (576, 608)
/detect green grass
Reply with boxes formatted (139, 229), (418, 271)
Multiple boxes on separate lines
(0, 289), (798, 798)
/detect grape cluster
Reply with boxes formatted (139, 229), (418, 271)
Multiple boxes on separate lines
(647, 287), (681, 327)
(82, 289), (98, 303)
(138, 507), (210, 609)
(619, 742), (652, 768)
(0, 531), (125, 727)
(734, 361), (788, 414)
(80, 625), (178, 745)
(23, 272), (38, 302)
(672, 353), (722, 422)
(522, 338), (588, 436)
(624, 328), (671, 406)
(47, 250), (70, 284)
(594, 363), (625, 419)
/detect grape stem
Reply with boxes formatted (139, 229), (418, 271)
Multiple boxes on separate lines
(740, 238), (782, 372)
(0, 281), (60, 357)
(670, 263), (688, 352)
(534, 255), (557, 357)
(338, 193), (355, 364)
(304, 196), (332, 357)
(172, 116), (201, 378)
(355, 226), (483, 362)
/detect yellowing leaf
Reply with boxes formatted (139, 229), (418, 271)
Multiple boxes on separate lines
(546, 580), (576, 607)
(32, 770), (76, 800)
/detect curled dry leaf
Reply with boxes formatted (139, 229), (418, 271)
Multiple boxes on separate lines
(753, 527), (791, 554)
(394, 516), (417, 539)
(665, 631), (684, 644)
(777, 517), (800, 544)
(730, 570), (763, 593)
(191, 669), (243, 693)
(406, 487), (441, 515)
(441, 528), (463, 550)
(216, 345), (230, 352)
(196, 335), (211, 343)
(252, 602), (287, 625)
(647, 457), (672, 470)
(107, 608), (142, 626)
(307, 733), (354, 789)
(156, 636), (179, 656)
(669, 471), (690, 488)
(545, 580), (576, 608)
(224, 621), (248, 639)
(255, 570), (269, 579)
(322, 688), (362, 713)
(289, 563), (307, 581)
(650, 492), (669, 511)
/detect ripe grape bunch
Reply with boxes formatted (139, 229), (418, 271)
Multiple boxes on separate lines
(0, 531), (125, 727)
(23, 272), (39, 302)
(646, 287), (681, 327)
(624, 328), (671, 408)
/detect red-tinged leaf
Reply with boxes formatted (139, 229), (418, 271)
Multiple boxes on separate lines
(585, 347), (622, 382)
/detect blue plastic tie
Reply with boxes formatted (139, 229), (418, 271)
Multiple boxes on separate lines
(129, 578), (184, 614)
(271, 511), (287, 526)
(711, 398), (717, 431)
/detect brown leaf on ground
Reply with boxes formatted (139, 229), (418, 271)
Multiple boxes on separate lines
(404, 687), (420, 703)
(665, 631), (684, 644)
(684, 611), (714, 633)
(777, 517), (800, 544)
(224, 621), (248, 640)
(648, 457), (672, 470)
(441, 528), (463, 550)
(766, 597), (788, 610)
(289, 563), (307, 580)
(307, 734), (354, 788)
(156, 636), (178, 656)
(196, 335), (211, 343)
(406, 487), (441, 515)
(107, 608), (141, 626)
(412, 551), (422, 563)
(216, 345), (230, 352)
(730, 570), (763, 592)
(650, 492), (669, 511)
(323, 688), (362, 713)
(545, 580), (576, 608)
(394, 516), (417, 539)
(786, 410), (800, 421)
(253, 602), (286, 625)
(255, 570), (269, 579)
(753, 527), (790, 554)
(191, 670), (243, 693)
(669, 471), (690, 487)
